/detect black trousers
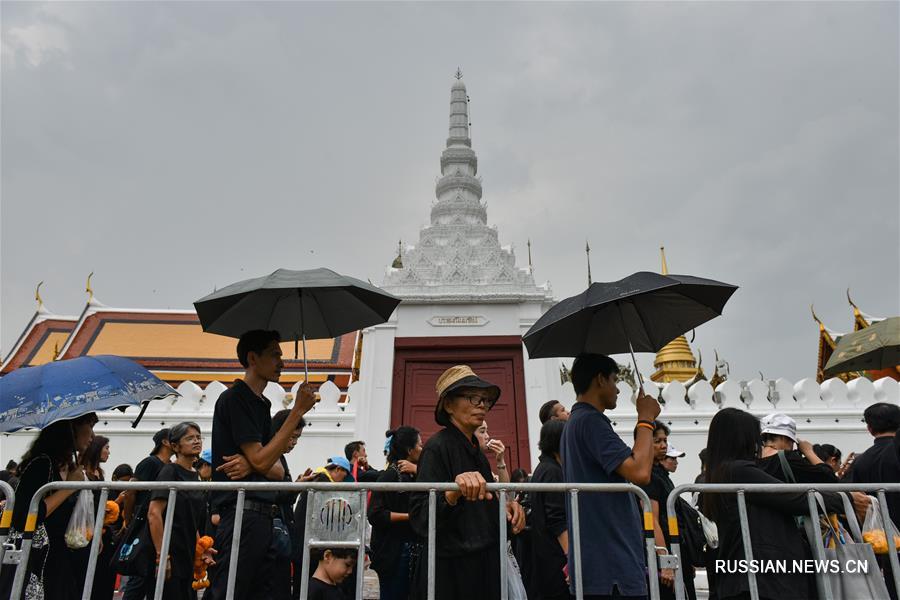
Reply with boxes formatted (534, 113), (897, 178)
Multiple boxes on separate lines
(413, 546), (501, 600)
(204, 507), (275, 600)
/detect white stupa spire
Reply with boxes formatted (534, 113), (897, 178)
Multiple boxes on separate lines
(383, 71), (552, 303)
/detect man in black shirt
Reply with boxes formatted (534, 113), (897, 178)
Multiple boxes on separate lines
(849, 402), (900, 600)
(121, 428), (172, 600)
(205, 330), (317, 600)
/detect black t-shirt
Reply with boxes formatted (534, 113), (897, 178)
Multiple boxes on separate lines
(151, 464), (205, 579)
(308, 577), (347, 600)
(134, 455), (166, 513)
(642, 463), (675, 544)
(211, 379), (275, 505)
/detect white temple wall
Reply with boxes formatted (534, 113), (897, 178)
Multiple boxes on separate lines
(2, 376), (896, 486)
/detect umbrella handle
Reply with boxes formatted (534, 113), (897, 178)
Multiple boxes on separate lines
(297, 289), (309, 382)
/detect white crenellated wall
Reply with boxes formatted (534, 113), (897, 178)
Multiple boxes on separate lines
(1, 376), (896, 488)
(553, 376), (899, 487)
(0, 379), (364, 482)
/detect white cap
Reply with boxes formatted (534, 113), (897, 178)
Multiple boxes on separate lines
(665, 444), (685, 458)
(760, 412), (797, 443)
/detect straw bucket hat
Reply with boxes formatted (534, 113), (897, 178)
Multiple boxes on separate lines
(433, 365), (501, 426)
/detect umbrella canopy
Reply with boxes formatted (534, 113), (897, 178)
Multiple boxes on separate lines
(523, 271), (737, 381)
(194, 268), (401, 375)
(0, 355), (178, 433)
(194, 267), (401, 340)
(823, 317), (900, 378)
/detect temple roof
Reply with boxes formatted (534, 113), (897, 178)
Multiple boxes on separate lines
(2, 292), (359, 392)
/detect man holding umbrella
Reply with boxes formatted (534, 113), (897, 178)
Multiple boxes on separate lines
(205, 330), (317, 600)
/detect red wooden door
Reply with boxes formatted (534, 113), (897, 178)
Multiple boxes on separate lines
(391, 336), (531, 471)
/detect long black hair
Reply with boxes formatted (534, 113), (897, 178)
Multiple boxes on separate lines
(20, 413), (97, 472)
(81, 435), (110, 480)
(702, 408), (760, 520)
(386, 426), (420, 464)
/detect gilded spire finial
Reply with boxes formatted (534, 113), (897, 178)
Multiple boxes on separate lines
(455, 67), (463, 80)
(811, 304), (825, 330)
(585, 241), (592, 286)
(86, 272), (94, 302)
(35, 281), (44, 309)
(52, 341), (60, 361)
(660, 246), (669, 275)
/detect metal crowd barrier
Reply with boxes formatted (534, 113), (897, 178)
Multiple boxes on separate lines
(664, 483), (900, 600)
(0, 480), (14, 569)
(4, 480), (661, 600)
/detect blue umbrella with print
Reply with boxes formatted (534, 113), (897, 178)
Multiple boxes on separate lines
(0, 355), (179, 433)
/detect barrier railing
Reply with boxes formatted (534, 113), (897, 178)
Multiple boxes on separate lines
(0, 480), (15, 569)
(5, 480), (660, 600)
(665, 483), (900, 600)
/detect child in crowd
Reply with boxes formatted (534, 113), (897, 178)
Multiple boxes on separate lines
(309, 548), (356, 600)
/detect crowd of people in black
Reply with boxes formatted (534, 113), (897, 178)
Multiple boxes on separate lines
(0, 331), (898, 600)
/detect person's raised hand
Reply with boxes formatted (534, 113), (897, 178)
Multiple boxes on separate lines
(293, 383), (318, 414)
(506, 501), (526, 535)
(216, 454), (252, 480)
(397, 460), (417, 475)
(635, 389), (661, 422)
(797, 440), (815, 457)
(486, 439), (506, 459)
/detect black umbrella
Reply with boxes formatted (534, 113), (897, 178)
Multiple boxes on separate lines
(523, 271), (738, 384)
(194, 268), (401, 378)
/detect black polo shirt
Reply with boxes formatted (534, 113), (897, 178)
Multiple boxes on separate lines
(211, 379), (276, 505)
(849, 436), (900, 525)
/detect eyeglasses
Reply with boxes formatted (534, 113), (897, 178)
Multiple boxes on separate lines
(461, 394), (496, 409)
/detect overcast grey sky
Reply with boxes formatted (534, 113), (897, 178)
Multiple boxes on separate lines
(2, 1), (898, 381)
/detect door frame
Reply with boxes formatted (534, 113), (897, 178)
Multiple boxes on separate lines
(390, 335), (531, 469)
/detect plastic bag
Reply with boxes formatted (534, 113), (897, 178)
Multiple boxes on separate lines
(861, 496), (900, 555)
(506, 541), (527, 600)
(64, 489), (95, 549)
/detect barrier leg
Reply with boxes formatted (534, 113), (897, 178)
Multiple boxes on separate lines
(499, 489), (508, 600)
(0, 500), (14, 569)
(569, 490), (583, 600)
(10, 506), (40, 597)
(225, 490), (246, 600)
(299, 490), (315, 600)
(152, 488), (178, 600)
(81, 487), (109, 600)
(877, 490), (900, 595)
(668, 505), (686, 600)
(806, 490), (833, 600)
(642, 497), (660, 600)
(736, 491), (759, 600)
(427, 489), (436, 600)
(355, 490), (367, 600)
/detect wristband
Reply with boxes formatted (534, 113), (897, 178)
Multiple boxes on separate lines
(497, 464), (506, 470)
(637, 419), (655, 427)
(635, 422), (654, 432)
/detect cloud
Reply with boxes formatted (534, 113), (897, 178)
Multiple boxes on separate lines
(1, 2), (897, 381)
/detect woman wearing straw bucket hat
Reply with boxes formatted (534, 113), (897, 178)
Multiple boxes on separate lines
(409, 365), (527, 600)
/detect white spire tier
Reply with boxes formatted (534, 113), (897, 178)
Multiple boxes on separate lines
(384, 72), (552, 304)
